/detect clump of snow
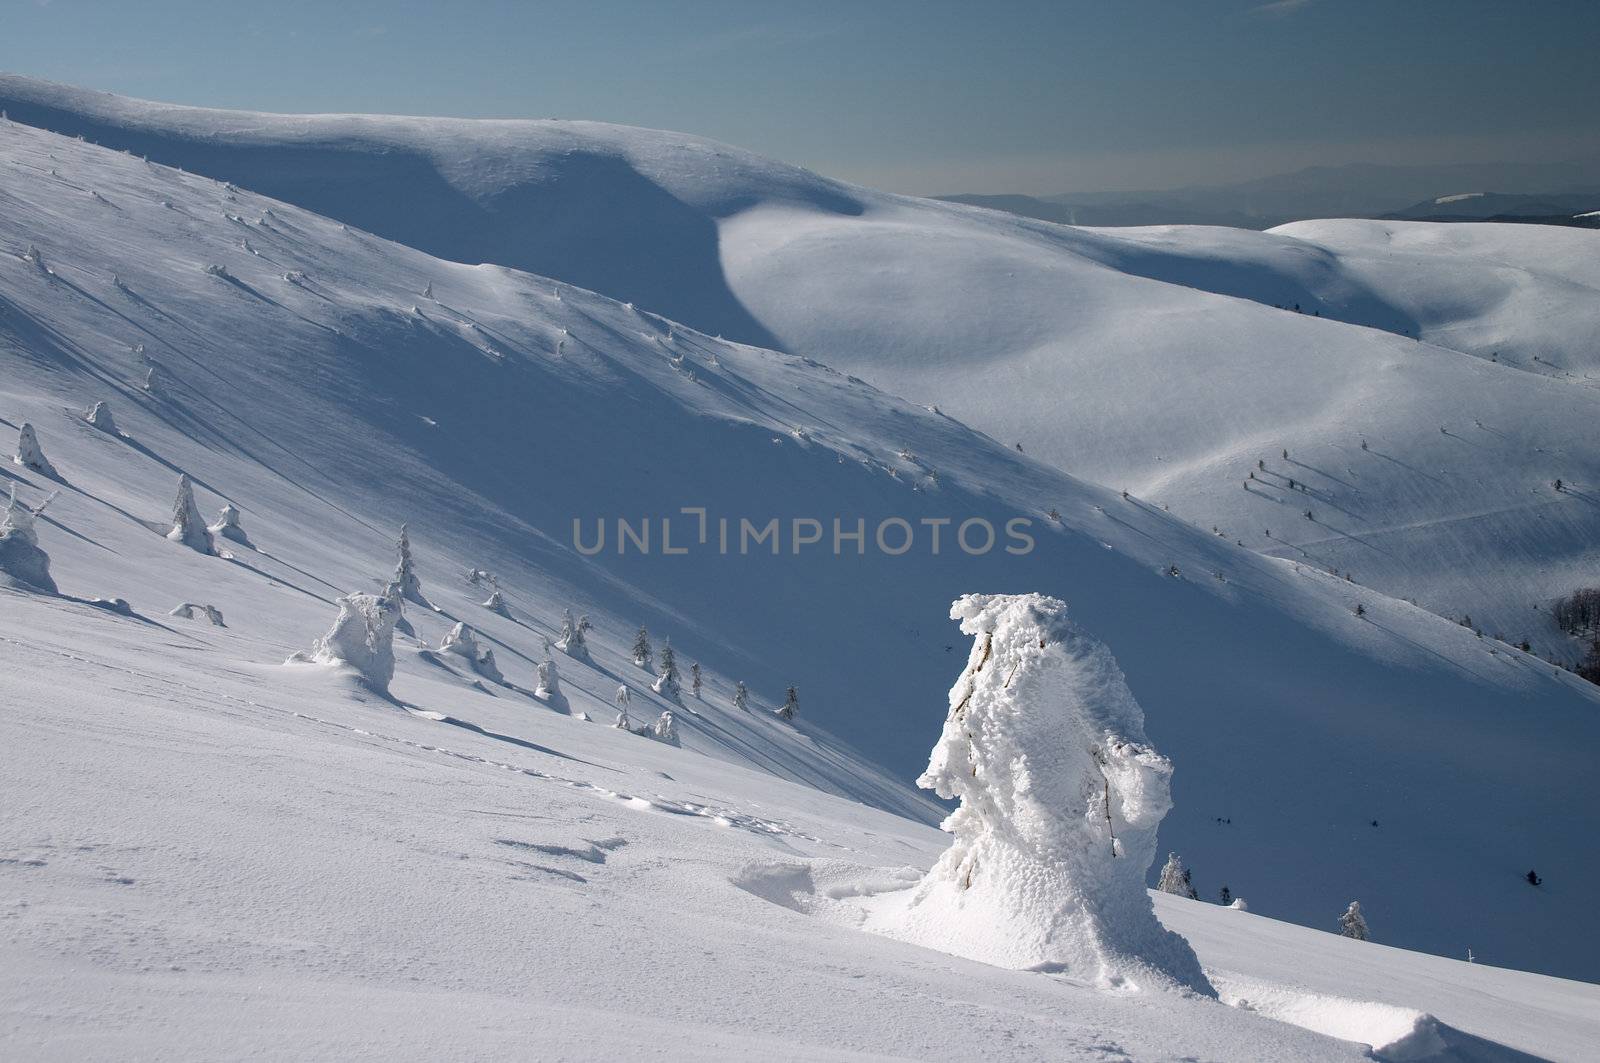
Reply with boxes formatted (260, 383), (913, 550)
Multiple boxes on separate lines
(885, 593), (1213, 995)
(208, 503), (249, 545)
(169, 602), (225, 626)
(167, 474), (213, 553)
(83, 400), (118, 434)
(0, 485), (58, 593)
(535, 657), (561, 700)
(439, 621), (504, 684)
(288, 590), (403, 692)
(13, 422), (59, 478)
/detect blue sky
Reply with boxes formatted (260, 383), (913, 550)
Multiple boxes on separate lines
(3, 0), (1596, 194)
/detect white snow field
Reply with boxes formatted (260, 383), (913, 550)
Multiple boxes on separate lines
(0, 102), (1597, 1056)
(3, 74), (1596, 663)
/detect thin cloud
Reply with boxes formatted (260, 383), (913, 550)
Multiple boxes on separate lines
(1248, 0), (1315, 17)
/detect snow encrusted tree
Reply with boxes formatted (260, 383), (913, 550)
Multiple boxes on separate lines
(0, 485), (58, 593)
(1338, 901), (1370, 942)
(775, 686), (799, 721)
(690, 662), (702, 698)
(13, 423), (59, 478)
(167, 474), (213, 553)
(1157, 853), (1199, 900)
(288, 589), (403, 693)
(84, 400), (118, 434)
(652, 639), (680, 696)
(557, 609), (591, 659)
(536, 656), (561, 699)
(389, 524), (426, 604)
(885, 593), (1213, 994)
(653, 711), (677, 743)
(632, 626), (653, 671)
(209, 503), (249, 545)
(733, 681), (750, 711)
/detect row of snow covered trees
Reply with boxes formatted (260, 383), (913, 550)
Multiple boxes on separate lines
(630, 624), (799, 720)
(4, 414), (247, 601)
(9, 416), (805, 733)
(1160, 852), (1372, 941)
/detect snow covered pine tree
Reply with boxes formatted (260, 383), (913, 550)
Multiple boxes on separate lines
(884, 593), (1213, 994)
(1339, 901), (1371, 941)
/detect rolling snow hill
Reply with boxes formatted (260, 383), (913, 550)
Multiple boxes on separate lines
(2, 108), (1599, 994)
(3, 74), (1596, 664)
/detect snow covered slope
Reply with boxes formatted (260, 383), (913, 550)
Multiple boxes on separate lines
(4, 74), (1594, 662)
(11, 609), (1597, 1061)
(2, 112), (1598, 991)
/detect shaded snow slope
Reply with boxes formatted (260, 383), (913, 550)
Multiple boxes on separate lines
(2, 118), (1598, 982)
(4, 75), (1595, 659)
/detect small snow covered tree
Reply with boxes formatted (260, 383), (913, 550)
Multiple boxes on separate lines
(614, 709), (632, 731)
(209, 503), (249, 544)
(482, 588), (508, 614)
(690, 662), (702, 698)
(653, 710), (677, 743)
(0, 486), (58, 593)
(886, 593), (1213, 993)
(655, 639), (679, 693)
(390, 524), (425, 604)
(13, 423), (59, 478)
(84, 400), (118, 434)
(439, 622), (502, 682)
(288, 589), (403, 692)
(733, 681), (750, 711)
(1338, 901), (1370, 941)
(1218, 885), (1232, 906)
(1157, 853), (1198, 899)
(557, 609), (592, 658)
(632, 626), (653, 671)
(615, 684), (631, 708)
(536, 657), (561, 699)
(167, 474), (213, 553)
(775, 685), (799, 721)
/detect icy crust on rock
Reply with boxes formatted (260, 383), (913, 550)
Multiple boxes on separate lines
(290, 591), (402, 692)
(894, 593), (1213, 995)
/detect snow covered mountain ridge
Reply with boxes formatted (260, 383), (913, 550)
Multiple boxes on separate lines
(3, 72), (1595, 669)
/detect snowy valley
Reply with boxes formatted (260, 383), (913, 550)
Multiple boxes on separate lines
(1, 76), (1598, 1062)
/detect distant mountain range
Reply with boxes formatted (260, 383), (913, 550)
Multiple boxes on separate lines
(939, 157), (1600, 229)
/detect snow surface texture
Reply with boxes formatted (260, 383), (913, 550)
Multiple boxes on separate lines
(886, 594), (1212, 994)
(0, 106), (1597, 988)
(5, 74), (1595, 657)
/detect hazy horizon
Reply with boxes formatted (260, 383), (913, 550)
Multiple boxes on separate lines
(2, 0), (1597, 197)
